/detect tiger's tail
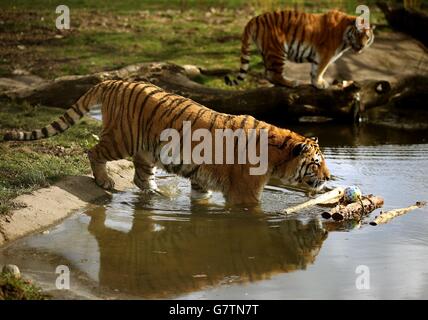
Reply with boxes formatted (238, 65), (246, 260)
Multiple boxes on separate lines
(224, 19), (253, 86)
(3, 81), (108, 141)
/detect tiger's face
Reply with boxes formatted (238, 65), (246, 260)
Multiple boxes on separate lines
(347, 25), (375, 54)
(275, 137), (331, 191)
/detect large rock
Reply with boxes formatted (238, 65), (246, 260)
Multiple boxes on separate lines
(2, 264), (21, 279)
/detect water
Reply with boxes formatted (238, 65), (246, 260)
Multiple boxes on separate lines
(1, 123), (428, 299)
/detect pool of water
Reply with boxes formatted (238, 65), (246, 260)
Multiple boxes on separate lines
(1, 123), (428, 299)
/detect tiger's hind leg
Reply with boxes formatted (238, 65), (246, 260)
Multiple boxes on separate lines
(133, 151), (160, 194)
(88, 141), (118, 190)
(190, 181), (212, 200)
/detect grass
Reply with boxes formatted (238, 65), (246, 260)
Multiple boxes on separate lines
(0, 102), (101, 214)
(0, 272), (47, 300)
(0, 0), (392, 86)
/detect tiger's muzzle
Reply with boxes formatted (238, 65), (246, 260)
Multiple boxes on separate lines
(351, 44), (364, 53)
(305, 178), (326, 191)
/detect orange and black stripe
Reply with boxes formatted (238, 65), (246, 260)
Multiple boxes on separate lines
(225, 10), (361, 87)
(3, 83), (106, 141)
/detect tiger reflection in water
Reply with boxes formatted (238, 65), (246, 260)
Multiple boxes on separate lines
(85, 202), (328, 298)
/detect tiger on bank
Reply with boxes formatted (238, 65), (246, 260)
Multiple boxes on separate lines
(225, 9), (375, 88)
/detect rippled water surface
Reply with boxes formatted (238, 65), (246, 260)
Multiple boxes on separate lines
(1, 123), (428, 299)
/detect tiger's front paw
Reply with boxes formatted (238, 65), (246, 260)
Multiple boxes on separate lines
(141, 187), (164, 196)
(191, 189), (212, 200)
(134, 177), (164, 196)
(95, 176), (115, 190)
(313, 79), (329, 89)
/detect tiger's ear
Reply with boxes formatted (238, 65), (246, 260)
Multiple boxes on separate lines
(292, 143), (308, 157)
(311, 136), (318, 144)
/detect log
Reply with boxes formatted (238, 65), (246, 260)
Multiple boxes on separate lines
(282, 187), (344, 215)
(0, 63), (152, 109)
(321, 195), (384, 221)
(0, 62), (396, 125)
(370, 201), (426, 226)
(2, 62), (426, 126)
(387, 75), (428, 110)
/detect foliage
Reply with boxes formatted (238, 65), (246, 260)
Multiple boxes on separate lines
(0, 102), (101, 214)
(0, 273), (48, 300)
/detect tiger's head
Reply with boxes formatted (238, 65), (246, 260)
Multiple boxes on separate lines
(272, 136), (330, 191)
(346, 24), (375, 54)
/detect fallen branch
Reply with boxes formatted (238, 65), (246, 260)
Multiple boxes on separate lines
(321, 195), (384, 221)
(0, 62), (397, 124)
(282, 187), (344, 215)
(370, 201), (426, 226)
(3, 62), (426, 125)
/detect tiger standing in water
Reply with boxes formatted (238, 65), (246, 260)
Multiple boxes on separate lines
(4, 80), (330, 205)
(225, 10), (375, 89)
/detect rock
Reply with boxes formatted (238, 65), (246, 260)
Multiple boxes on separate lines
(0, 72), (44, 94)
(182, 64), (201, 79)
(12, 68), (30, 76)
(0, 78), (30, 93)
(2, 264), (21, 279)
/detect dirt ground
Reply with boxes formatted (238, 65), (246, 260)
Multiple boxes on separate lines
(1, 30), (427, 94)
(0, 160), (134, 246)
(283, 31), (428, 84)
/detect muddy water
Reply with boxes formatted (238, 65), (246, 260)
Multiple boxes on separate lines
(1, 123), (428, 299)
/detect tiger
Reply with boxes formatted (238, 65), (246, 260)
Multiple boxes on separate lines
(3, 80), (330, 205)
(225, 9), (375, 89)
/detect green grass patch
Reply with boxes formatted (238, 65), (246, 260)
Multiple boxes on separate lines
(0, 273), (47, 300)
(0, 0), (391, 81)
(0, 102), (101, 215)
(1, 0), (248, 11)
